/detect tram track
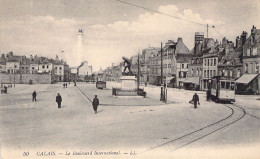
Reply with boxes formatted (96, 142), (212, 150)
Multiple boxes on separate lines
(75, 84), (250, 153)
(75, 85), (93, 103)
(232, 103), (259, 120)
(142, 103), (246, 153)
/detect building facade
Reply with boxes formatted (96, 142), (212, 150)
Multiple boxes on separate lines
(236, 26), (260, 94)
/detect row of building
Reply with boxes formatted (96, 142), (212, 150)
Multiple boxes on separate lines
(0, 52), (69, 82)
(0, 52), (93, 83)
(100, 25), (260, 94)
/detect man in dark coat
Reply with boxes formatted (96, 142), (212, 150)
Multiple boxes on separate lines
(32, 91), (37, 102)
(192, 93), (200, 109)
(56, 93), (62, 109)
(92, 95), (99, 114)
(206, 89), (211, 101)
(4, 86), (7, 93)
(63, 83), (65, 88)
(65, 83), (67, 88)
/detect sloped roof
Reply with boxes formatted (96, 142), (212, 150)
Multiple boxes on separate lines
(0, 61), (6, 65)
(203, 53), (218, 58)
(219, 51), (242, 66)
(176, 54), (191, 63)
(6, 55), (21, 62)
(236, 74), (258, 84)
(21, 58), (30, 65)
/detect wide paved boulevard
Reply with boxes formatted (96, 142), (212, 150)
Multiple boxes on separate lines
(0, 82), (259, 159)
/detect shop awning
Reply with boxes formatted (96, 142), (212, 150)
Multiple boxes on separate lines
(182, 77), (200, 85)
(236, 74), (258, 84)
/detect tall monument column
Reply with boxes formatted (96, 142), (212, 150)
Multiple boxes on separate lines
(76, 29), (84, 65)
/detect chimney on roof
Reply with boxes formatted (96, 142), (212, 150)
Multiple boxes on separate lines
(215, 39), (219, 46)
(177, 37), (183, 43)
(241, 31), (247, 45)
(236, 36), (240, 48)
(1, 54), (5, 60)
(222, 37), (227, 46)
(251, 25), (256, 43)
(30, 55), (33, 62)
(6, 52), (13, 59)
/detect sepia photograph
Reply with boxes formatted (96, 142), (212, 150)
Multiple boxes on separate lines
(0, 0), (259, 158)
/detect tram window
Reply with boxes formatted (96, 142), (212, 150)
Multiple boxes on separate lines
(231, 82), (235, 90)
(221, 81), (225, 88)
(212, 81), (216, 89)
(226, 82), (230, 89)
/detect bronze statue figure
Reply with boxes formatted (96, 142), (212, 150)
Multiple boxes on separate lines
(122, 56), (133, 76)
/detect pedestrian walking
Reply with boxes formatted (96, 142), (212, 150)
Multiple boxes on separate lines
(92, 95), (99, 114)
(192, 93), (200, 109)
(74, 82), (76, 86)
(63, 83), (65, 88)
(56, 93), (62, 109)
(65, 83), (67, 88)
(32, 91), (37, 102)
(206, 89), (211, 101)
(4, 86), (7, 93)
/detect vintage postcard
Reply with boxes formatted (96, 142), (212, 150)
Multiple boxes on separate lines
(0, 0), (259, 158)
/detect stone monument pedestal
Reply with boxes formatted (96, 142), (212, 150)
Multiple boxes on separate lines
(112, 76), (138, 96)
(120, 76), (137, 90)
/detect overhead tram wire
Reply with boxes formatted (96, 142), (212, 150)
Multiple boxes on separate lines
(115, 0), (215, 28)
(212, 26), (224, 38)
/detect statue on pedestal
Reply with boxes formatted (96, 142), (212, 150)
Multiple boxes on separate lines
(122, 56), (133, 76)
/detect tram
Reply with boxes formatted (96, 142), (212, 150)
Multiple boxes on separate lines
(96, 72), (106, 89)
(96, 81), (106, 89)
(210, 76), (235, 103)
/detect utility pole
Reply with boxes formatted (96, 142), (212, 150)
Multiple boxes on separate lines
(207, 24), (208, 39)
(137, 53), (140, 90)
(179, 62), (182, 91)
(208, 58), (210, 90)
(160, 42), (165, 101)
(13, 63), (15, 87)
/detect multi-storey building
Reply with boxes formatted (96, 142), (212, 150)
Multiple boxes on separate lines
(5, 52), (21, 74)
(148, 38), (190, 87)
(202, 48), (218, 90)
(20, 56), (30, 74)
(141, 47), (160, 83)
(53, 63), (64, 82)
(148, 51), (161, 85)
(29, 55), (39, 74)
(236, 25), (260, 94)
(78, 61), (92, 81)
(0, 54), (6, 73)
(38, 57), (53, 74)
(184, 33), (216, 90)
(174, 54), (191, 87)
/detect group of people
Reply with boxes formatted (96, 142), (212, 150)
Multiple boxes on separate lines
(63, 83), (68, 88)
(32, 89), (99, 114)
(55, 93), (99, 113)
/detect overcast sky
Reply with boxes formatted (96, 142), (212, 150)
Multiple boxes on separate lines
(0, 0), (259, 71)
